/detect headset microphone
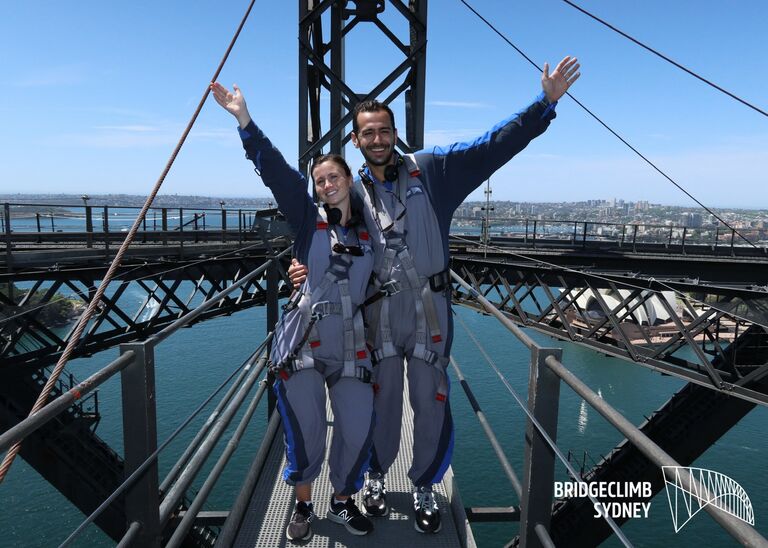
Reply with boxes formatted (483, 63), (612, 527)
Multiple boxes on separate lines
(383, 164), (399, 182)
(323, 204), (343, 225)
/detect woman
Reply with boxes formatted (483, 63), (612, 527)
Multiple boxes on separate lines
(212, 82), (375, 541)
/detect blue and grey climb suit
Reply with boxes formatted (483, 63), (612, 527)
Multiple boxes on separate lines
(238, 121), (375, 497)
(360, 93), (557, 488)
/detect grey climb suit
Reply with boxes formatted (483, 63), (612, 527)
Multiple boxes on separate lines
(238, 121), (375, 496)
(360, 93), (557, 488)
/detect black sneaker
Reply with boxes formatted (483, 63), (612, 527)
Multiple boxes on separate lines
(413, 486), (441, 533)
(363, 474), (389, 517)
(326, 496), (374, 536)
(286, 501), (315, 542)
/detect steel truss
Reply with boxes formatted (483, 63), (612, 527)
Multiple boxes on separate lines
(451, 256), (768, 406)
(298, 0), (427, 176)
(1, 251), (292, 368)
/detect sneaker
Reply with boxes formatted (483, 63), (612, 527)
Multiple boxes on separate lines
(326, 496), (374, 536)
(413, 485), (441, 533)
(363, 474), (389, 517)
(286, 501), (315, 542)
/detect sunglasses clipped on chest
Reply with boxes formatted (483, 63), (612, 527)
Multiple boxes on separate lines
(332, 242), (364, 256)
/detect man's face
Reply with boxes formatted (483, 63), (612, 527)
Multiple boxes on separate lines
(351, 110), (397, 167)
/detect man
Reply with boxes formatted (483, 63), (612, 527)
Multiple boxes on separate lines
(289, 56), (580, 533)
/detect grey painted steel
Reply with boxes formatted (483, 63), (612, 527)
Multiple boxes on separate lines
(152, 248), (290, 343)
(158, 355), (268, 525)
(450, 269), (536, 349)
(217, 410), (282, 546)
(116, 521), (142, 548)
(166, 370), (270, 547)
(159, 345), (266, 494)
(451, 271), (631, 546)
(519, 347), (562, 548)
(534, 523), (556, 548)
(544, 354), (768, 547)
(232, 368), (472, 547)
(120, 341), (161, 548)
(0, 351), (133, 453)
(266, 254), (280, 416)
(449, 356), (522, 498)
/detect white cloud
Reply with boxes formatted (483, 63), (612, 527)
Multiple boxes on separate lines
(424, 128), (484, 146)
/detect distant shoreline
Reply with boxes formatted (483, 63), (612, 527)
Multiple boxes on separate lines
(2, 193), (766, 213)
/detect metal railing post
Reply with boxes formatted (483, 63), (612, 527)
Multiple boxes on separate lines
(519, 346), (562, 548)
(119, 341), (161, 548)
(221, 208), (227, 242)
(266, 255), (280, 417)
(3, 203), (11, 265)
(103, 206), (110, 252)
(85, 205), (93, 248)
(161, 208), (168, 246)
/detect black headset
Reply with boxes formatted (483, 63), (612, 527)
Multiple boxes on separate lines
(358, 153), (403, 186)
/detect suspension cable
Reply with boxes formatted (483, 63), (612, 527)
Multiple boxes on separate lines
(559, 0), (768, 118)
(0, 0), (260, 484)
(457, 0), (759, 250)
(453, 311), (633, 547)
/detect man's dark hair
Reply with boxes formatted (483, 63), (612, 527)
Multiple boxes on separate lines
(352, 100), (396, 134)
(310, 153), (352, 181)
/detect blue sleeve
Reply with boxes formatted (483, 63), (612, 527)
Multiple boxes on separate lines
(238, 121), (316, 261)
(417, 92), (556, 226)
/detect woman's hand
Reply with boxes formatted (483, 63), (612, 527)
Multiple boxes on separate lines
(211, 82), (252, 129)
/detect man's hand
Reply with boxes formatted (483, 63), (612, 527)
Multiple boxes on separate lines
(288, 258), (308, 290)
(211, 82), (252, 129)
(542, 56), (580, 103)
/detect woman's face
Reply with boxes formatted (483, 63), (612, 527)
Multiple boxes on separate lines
(312, 161), (352, 207)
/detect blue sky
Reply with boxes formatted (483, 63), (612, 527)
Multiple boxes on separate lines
(1, 1), (766, 207)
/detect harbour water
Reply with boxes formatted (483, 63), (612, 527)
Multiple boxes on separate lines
(2, 292), (766, 547)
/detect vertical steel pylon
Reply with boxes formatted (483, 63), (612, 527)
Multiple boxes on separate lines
(298, 0), (427, 179)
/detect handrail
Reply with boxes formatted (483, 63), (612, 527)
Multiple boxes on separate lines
(0, 352), (134, 453)
(59, 333), (274, 548)
(166, 357), (272, 547)
(450, 269), (536, 349)
(450, 268), (768, 546)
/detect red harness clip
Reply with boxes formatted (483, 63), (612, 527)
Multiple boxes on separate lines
(431, 335), (442, 343)
(435, 392), (446, 402)
(359, 231), (369, 241)
(309, 340), (321, 348)
(316, 221), (328, 230)
(356, 350), (367, 359)
(279, 369), (290, 381)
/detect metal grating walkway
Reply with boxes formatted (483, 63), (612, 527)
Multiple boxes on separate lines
(232, 370), (474, 547)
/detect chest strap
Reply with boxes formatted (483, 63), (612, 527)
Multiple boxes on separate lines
(274, 211), (368, 380)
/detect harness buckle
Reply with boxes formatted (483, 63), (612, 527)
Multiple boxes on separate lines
(380, 279), (401, 297)
(428, 269), (451, 292)
(310, 301), (333, 321)
(357, 367), (372, 384)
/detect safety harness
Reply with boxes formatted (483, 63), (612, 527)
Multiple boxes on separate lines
(273, 207), (371, 384)
(360, 155), (450, 400)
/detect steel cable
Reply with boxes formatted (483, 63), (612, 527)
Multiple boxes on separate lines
(0, 0), (260, 483)
(457, 0), (760, 250)
(559, 0), (768, 118)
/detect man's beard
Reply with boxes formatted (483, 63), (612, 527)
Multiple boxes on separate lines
(361, 143), (394, 167)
